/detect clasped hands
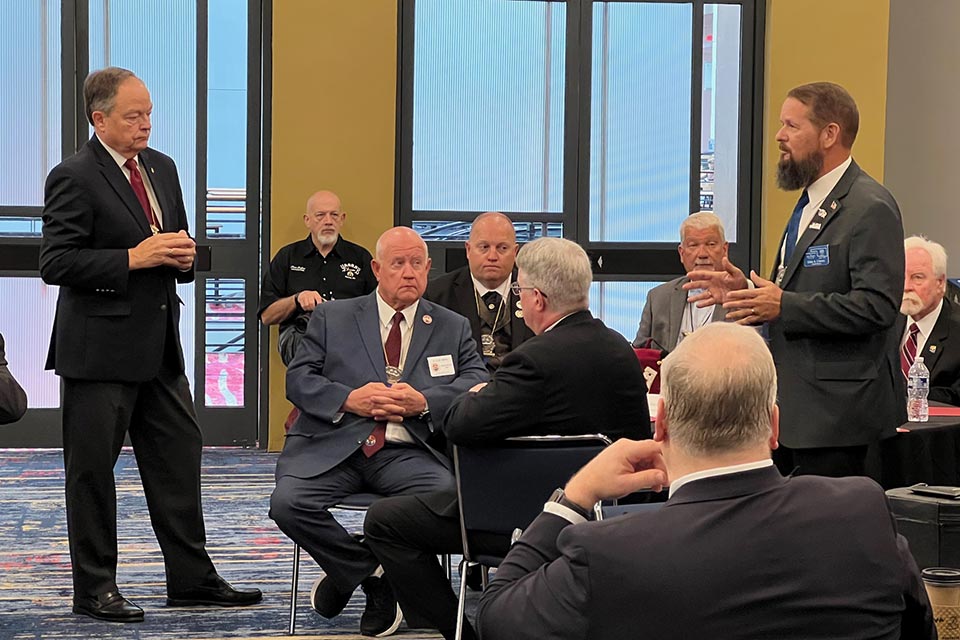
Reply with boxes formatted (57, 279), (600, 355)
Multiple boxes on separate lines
(684, 257), (783, 324)
(129, 230), (196, 271)
(343, 382), (428, 423)
(563, 439), (668, 511)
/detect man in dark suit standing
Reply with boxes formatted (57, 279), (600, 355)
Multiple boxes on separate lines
(270, 226), (487, 637)
(900, 235), (960, 405)
(424, 212), (533, 372)
(40, 67), (261, 622)
(0, 333), (27, 424)
(688, 82), (905, 477)
(477, 323), (935, 640)
(364, 237), (650, 640)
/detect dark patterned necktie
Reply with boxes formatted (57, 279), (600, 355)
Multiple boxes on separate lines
(900, 322), (920, 380)
(123, 158), (155, 227)
(365, 311), (404, 457)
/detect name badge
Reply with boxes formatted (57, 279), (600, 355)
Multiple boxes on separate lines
(427, 355), (455, 377)
(803, 245), (830, 268)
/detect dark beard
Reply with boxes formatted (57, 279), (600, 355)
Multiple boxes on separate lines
(776, 150), (824, 191)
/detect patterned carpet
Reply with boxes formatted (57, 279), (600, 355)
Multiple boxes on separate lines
(0, 448), (452, 639)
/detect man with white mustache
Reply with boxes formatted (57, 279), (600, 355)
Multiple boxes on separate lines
(900, 235), (960, 405)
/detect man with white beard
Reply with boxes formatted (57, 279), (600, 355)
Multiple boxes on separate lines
(900, 235), (960, 405)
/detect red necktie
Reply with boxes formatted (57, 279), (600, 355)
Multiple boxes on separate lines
(123, 158), (157, 229)
(364, 311), (404, 457)
(900, 322), (920, 380)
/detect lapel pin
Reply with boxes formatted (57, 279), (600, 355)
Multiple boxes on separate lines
(830, 200), (838, 211)
(817, 209), (827, 219)
(515, 300), (522, 310)
(515, 310), (523, 318)
(929, 344), (938, 353)
(422, 314), (432, 325)
(809, 222), (822, 231)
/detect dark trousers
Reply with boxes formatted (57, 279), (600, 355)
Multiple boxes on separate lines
(364, 491), (510, 640)
(62, 363), (217, 598)
(774, 444), (869, 478)
(270, 446), (454, 593)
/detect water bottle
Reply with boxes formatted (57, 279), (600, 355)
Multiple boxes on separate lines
(907, 356), (930, 423)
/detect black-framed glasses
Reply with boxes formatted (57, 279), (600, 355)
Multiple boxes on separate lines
(510, 282), (541, 296)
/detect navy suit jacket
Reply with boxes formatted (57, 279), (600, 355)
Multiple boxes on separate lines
(898, 297), (960, 406)
(40, 135), (193, 382)
(279, 292), (489, 478)
(478, 465), (935, 640)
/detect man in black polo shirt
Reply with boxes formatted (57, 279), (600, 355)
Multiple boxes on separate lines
(259, 190), (377, 364)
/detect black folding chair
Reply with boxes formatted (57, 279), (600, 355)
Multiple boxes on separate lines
(452, 434), (612, 640)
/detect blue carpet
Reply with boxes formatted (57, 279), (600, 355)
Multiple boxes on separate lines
(0, 448), (452, 639)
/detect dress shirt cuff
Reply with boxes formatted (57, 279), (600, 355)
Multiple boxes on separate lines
(543, 501), (588, 525)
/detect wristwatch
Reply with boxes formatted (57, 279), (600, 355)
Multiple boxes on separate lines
(548, 488), (594, 521)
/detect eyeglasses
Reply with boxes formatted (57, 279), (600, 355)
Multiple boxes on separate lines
(510, 282), (541, 296)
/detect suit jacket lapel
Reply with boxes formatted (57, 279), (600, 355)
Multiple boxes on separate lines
(89, 136), (152, 236)
(508, 289), (526, 348)
(356, 293), (388, 383)
(453, 270), (482, 341)
(922, 299), (953, 372)
(403, 300), (435, 381)
(667, 279), (688, 350)
(778, 162), (860, 289)
(137, 149), (172, 231)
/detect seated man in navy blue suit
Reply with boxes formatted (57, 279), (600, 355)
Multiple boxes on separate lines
(478, 323), (935, 640)
(270, 226), (488, 637)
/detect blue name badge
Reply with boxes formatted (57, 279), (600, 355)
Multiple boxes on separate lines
(803, 245), (830, 267)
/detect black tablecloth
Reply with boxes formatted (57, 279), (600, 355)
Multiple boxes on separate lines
(867, 411), (960, 489)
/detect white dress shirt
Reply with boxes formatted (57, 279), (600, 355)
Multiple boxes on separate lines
(904, 299), (943, 358)
(375, 292), (419, 444)
(779, 155), (852, 265)
(96, 134), (163, 229)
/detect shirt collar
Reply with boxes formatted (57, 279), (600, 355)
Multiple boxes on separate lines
(376, 290), (419, 329)
(908, 298), (944, 341)
(96, 133), (137, 170)
(470, 273), (511, 299)
(544, 311), (577, 333)
(668, 458), (774, 498)
(806, 155), (852, 211)
(301, 234), (341, 258)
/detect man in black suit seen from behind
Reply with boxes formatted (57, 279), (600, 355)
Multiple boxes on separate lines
(40, 67), (261, 622)
(687, 82), (905, 478)
(364, 237), (650, 640)
(900, 235), (960, 405)
(477, 322), (935, 640)
(0, 333), (27, 424)
(424, 211), (533, 372)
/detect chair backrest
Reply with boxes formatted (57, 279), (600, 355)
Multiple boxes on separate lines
(453, 434), (611, 563)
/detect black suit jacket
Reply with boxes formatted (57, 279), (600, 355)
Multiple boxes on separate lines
(477, 465), (935, 640)
(424, 266), (534, 359)
(444, 310), (649, 444)
(771, 161), (906, 448)
(900, 297), (960, 406)
(0, 333), (27, 424)
(40, 136), (193, 382)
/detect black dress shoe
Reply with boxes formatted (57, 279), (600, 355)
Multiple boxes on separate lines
(72, 590), (144, 622)
(166, 576), (262, 607)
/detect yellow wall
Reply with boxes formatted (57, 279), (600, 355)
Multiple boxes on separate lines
(761, 0), (890, 271)
(268, 1), (893, 447)
(268, 1), (397, 449)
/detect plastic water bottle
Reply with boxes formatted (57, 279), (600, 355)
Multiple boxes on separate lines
(907, 356), (930, 423)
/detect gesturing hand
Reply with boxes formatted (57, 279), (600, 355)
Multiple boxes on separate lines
(684, 257), (749, 307)
(723, 271), (782, 325)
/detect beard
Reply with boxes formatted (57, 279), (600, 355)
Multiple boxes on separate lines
(776, 148), (824, 191)
(316, 231), (338, 248)
(900, 291), (924, 317)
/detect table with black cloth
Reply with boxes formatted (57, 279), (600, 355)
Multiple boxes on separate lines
(867, 403), (960, 489)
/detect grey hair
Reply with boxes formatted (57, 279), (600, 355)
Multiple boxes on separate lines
(905, 235), (947, 279)
(661, 323), (776, 455)
(680, 211), (726, 243)
(84, 67), (138, 125)
(515, 237), (591, 315)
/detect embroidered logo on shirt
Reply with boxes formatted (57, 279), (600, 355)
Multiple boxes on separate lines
(340, 263), (361, 280)
(290, 265), (306, 272)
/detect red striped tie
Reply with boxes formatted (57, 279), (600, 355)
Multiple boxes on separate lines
(364, 312), (403, 457)
(900, 322), (920, 380)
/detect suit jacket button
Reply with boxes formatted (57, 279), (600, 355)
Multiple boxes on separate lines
(160, 304), (167, 310)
